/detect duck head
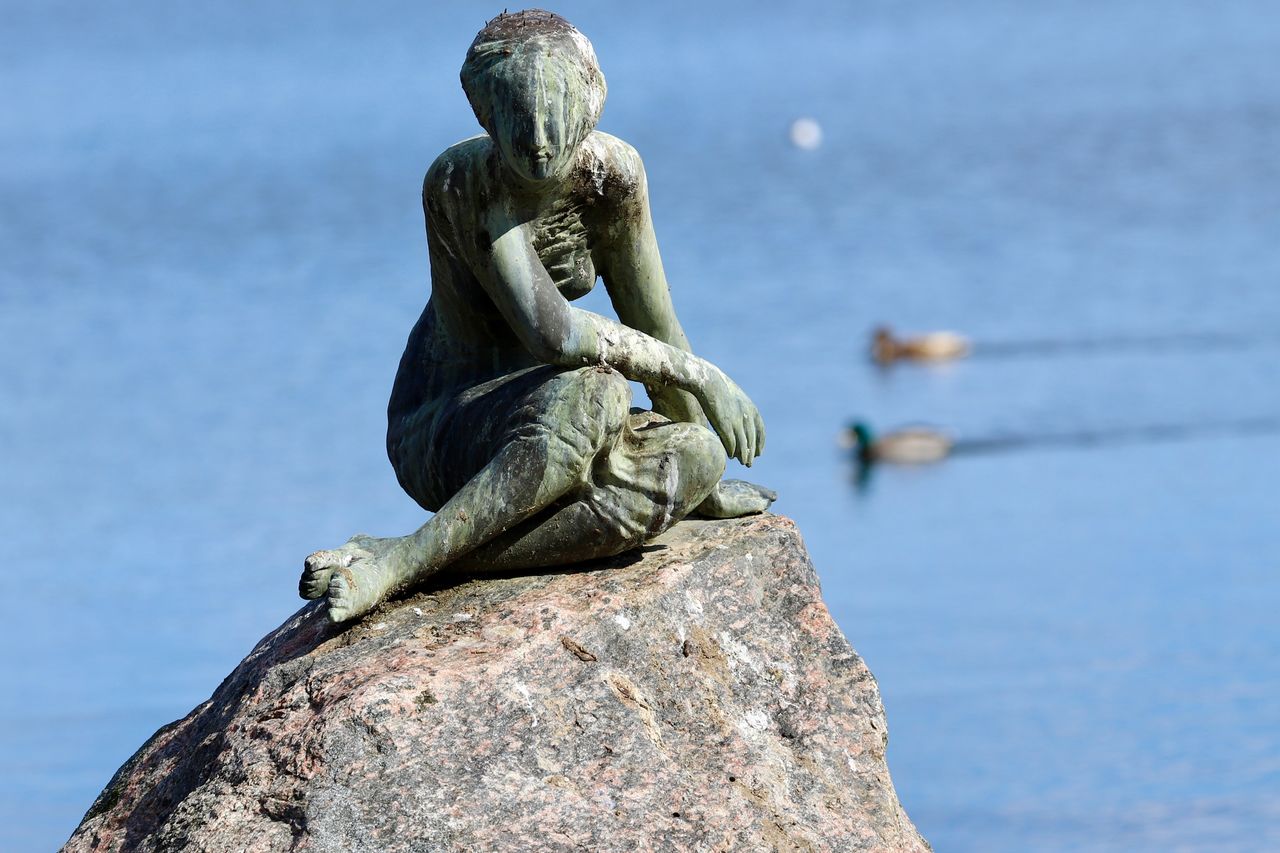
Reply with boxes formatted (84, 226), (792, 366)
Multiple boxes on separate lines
(844, 420), (877, 465)
(870, 326), (897, 363)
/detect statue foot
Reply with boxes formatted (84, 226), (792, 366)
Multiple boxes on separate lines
(300, 544), (355, 600)
(694, 479), (777, 519)
(301, 534), (406, 622)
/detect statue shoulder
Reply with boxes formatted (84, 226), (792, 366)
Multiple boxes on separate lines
(580, 132), (648, 202)
(423, 135), (492, 209)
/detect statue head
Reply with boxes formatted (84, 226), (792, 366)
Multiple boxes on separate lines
(461, 10), (607, 185)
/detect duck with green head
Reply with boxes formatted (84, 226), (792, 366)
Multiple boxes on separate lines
(842, 420), (953, 465)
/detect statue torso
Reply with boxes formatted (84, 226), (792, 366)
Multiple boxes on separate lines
(529, 195), (596, 300)
(389, 132), (642, 418)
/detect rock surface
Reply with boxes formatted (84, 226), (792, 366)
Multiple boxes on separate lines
(65, 515), (928, 852)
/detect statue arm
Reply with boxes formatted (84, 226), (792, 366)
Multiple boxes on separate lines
(598, 157), (708, 427)
(479, 210), (762, 464)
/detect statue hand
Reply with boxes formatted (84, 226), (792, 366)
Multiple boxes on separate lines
(694, 369), (765, 466)
(694, 479), (778, 518)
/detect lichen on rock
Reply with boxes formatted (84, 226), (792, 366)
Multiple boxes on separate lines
(64, 515), (929, 852)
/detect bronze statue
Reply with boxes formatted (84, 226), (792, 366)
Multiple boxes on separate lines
(301, 10), (774, 622)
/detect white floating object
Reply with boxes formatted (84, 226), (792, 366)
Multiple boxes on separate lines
(789, 117), (823, 150)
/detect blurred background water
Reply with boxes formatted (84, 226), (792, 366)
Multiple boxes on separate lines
(2, 0), (1278, 849)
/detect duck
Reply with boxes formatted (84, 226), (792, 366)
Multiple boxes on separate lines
(870, 325), (971, 364)
(840, 420), (954, 465)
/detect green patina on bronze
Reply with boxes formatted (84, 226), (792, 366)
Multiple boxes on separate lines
(301, 9), (775, 623)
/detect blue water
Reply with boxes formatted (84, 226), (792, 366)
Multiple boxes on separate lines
(3, 1), (1278, 849)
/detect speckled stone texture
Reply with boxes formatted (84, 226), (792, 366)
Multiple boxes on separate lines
(65, 515), (928, 852)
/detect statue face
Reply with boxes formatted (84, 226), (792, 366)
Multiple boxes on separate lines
(488, 56), (583, 185)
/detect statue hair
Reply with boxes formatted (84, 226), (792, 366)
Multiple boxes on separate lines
(460, 9), (607, 142)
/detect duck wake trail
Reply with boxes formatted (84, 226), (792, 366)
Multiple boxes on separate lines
(969, 331), (1280, 360)
(951, 416), (1280, 456)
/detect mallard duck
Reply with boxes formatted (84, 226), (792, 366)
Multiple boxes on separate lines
(840, 421), (953, 465)
(871, 325), (971, 364)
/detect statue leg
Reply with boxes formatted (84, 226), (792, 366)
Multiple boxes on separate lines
(451, 413), (725, 572)
(304, 366), (721, 622)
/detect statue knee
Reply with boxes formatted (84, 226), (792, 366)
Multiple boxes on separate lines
(675, 423), (727, 503)
(600, 422), (724, 545)
(543, 366), (632, 474)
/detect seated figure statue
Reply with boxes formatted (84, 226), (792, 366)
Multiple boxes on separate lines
(301, 10), (775, 622)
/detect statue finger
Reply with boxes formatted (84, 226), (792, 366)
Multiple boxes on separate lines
(717, 421), (737, 460)
(734, 423), (750, 466)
